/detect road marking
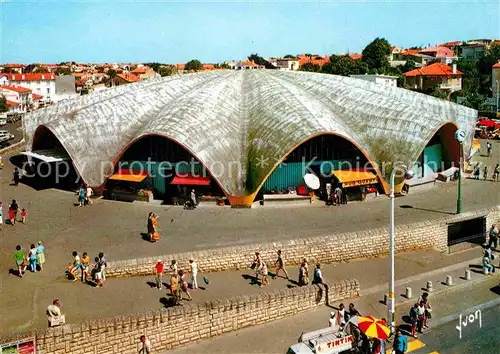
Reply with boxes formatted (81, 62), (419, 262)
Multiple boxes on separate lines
(385, 339), (425, 354)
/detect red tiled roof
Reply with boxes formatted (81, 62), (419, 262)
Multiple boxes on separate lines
(116, 73), (141, 83)
(419, 46), (454, 58)
(202, 64), (215, 70)
(6, 73), (56, 81)
(2, 63), (24, 68)
(240, 60), (257, 67)
(131, 66), (150, 74)
(404, 62), (463, 77)
(176, 64), (185, 70)
(349, 54), (362, 60)
(403, 49), (420, 56)
(493, 62), (500, 68)
(0, 84), (32, 93)
(32, 93), (44, 100)
(6, 100), (18, 106)
(297, 54), (330, 67)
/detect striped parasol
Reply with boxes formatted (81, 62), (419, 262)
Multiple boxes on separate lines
(357, 316), (390, 339)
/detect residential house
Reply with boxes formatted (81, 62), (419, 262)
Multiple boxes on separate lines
(55, 75), (78, 102)
(31, 93), (44, 110)
(403, 62), (463, 93)
(349, 54), (362, 61)
(107, 72), (141, 87)
(492, 62), (500, 112)
(349, 74), (398, 87)
(440, 41), (462, 54)
(0, 85), (32, 114)
(461, 43), (487, 60)
(267, 58), (299, 71)
(1, 73), (56, 103)
(419, 46), (455, 64)
(131, 66), (158, 80)
(232, 60), (264, 70)
(1, 63), (24, 74)
(202, 64), (216, 71)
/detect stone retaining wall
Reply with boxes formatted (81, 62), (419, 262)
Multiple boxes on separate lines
(23, 279), (359, 354)
(0, 139), (25, 155)
(107, 206), (499, 278)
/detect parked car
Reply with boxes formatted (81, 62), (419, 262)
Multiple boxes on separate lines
(0, 130), (15, 141)
(0, 117), (6, 126)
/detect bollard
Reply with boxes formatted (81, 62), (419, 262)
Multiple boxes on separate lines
(465, 270), (471, 281)
(483, 267), (489, 275)
(426, 280), (433, 292)
(446, 275), (453, 286)
(405, 287), (412, 299)
(383, 294), (388, 305)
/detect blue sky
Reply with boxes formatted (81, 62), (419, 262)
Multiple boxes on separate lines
(1, 0), (499, 64)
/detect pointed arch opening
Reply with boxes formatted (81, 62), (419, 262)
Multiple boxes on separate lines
(106, 135), (229, 205)
(255, 133), (383, 204)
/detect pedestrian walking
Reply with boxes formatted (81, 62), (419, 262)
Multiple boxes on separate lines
(409, 303), (419, 337)
(392, 326), (408, 354)
(154, 259), (164, 290)
(92, 257), (103, 287)
(274, 250), (289, 280)
(0, 201), (3, 226)
(9, 199), (19, 225)
(179, 270), (192, 301)
(259, 261), (269, 287)
(349, 303), (361, 317)
(77, 185), (86, 207)
(68, 251), (81, 281)
(486, 141), (492, 157)
(298, 261), (309, 286)
(169, 259), (178, 276)
(98, 252), (107, 281)
(337, 303), (347, 328)
(14, 245), (25, 277)
(493, 163), (500, 182)
(36, 241), (45, 272)
(416, 301), (426, 332)
(334, 186), (342, 206)
(85, 186), (93, 205)
(81, 252), (90, 282)
(139, 335), (151, 354)
(328, 311), (336, 327)
(418, 293), (432, 328)
(473, 163), (480, 179)
(312, 264), (323, 284)
(170, 272), (179, 299)
(13, 168), (20, 186)
(188, 258), (198, 289)
(488, 224), (498, 249)
(251, 252), (262, 284)
(28, 244), (37, 272)
(483, 166), (489, 180)
(20, 208), (27, 224)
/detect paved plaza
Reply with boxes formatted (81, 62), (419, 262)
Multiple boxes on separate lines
(0, 140), (498, 339)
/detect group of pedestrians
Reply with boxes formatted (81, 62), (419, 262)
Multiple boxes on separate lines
(325, 183), (346, 206)
(154, 259), (198, 302)
(67, 251), (107, 287)
(473, 162), (500, 181)
(6, 199), (27, 225)
(13, 241), (45, 277)
(408, 292), (432, 337)
(76, 184), (93, 207)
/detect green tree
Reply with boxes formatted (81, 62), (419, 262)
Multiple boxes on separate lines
(248, 54), (276, 69)
(185, 59), (203, 71)
(55, 67), (71, 76)
(159, 66), (175, 77)
(0, 95), (8, 113)
(283, 54), (296, 59)
(107, 69), (117, 86)
(300, 63), (321, 72)
(34, 66), (49, 73)
(145, 62), (162, 73)
(361, 37), (391, 71)
(321, 55), (368, 76)
(401, 60), (416, 73)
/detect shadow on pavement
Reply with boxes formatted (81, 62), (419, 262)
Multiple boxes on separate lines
(400, 205), (455, 216)
(489, 285), (500, 295)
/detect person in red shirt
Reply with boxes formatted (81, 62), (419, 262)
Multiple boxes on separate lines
(154, 260), (164, 290)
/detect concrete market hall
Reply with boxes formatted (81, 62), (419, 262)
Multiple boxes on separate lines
(22, 70), (477, 206)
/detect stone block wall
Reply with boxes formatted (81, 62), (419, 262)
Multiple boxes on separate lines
(106, 206), (499, 278)
(27, 279), (359, 354)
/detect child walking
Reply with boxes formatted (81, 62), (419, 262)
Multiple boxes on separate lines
(21, 209), (27, 224)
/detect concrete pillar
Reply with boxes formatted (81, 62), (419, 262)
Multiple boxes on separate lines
(426, 281), (433, 292)
(446, 275), (453, 286)
(405, 287), (412, 299)
(465, 270), (471, 280)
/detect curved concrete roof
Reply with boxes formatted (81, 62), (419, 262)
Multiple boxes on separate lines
(24, 70), (477, 198)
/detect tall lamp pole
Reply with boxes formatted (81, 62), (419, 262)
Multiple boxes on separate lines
(455, 129), (466, 214)
(496, 80), (499, 114)
(388, 164), (414, 333)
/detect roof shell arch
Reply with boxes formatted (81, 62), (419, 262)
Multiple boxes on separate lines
(24, 70), (477, 197)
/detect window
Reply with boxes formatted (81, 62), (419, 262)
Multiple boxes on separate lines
(46, 88), (50, 94)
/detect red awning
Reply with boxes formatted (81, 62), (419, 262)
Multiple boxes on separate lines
(170, 175), (210, 186)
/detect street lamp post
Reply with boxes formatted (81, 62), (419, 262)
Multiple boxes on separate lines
(496, 80), (499, 114)
(455, 129), (466, 214)
(388, 164), (414, 333)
